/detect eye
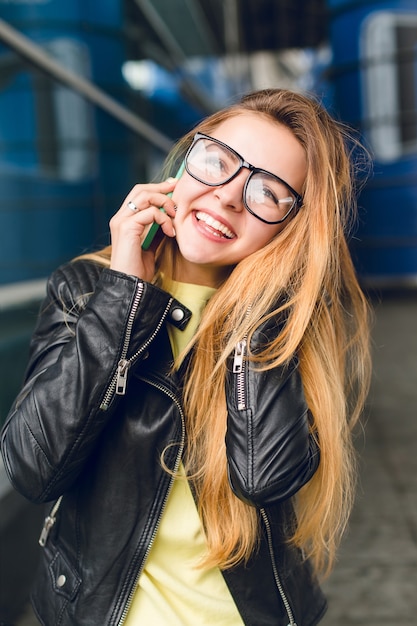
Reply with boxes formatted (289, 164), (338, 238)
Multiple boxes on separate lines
(247, 173), (296, 223)
(205, 152), (225, 175)
(261, 185), (279, 205)
(189, 142), (233, 182)
(248, 177), (280, 206)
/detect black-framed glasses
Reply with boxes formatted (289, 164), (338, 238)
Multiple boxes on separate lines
(184, 132), (303, 224)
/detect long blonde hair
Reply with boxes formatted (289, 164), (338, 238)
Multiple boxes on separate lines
(81, 89), (372, 578)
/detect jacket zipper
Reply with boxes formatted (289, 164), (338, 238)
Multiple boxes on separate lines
(37, 285), (146, 546)
(117, 378), (185, 626)
(233, 338), (297, 625)
(100, 283), (173, 410)
(38, 286), (173, 543)
(39, 382), (185, 622)
(232, 306), (251, 410)
(233, 339), (247, 410)
(38, 495), (63, 547)
(261, 508), (297, 626)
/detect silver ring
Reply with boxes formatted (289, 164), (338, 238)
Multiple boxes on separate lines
(127, 201), (137, 212)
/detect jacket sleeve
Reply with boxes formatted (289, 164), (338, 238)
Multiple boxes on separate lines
(225, 318), (320, 508)
(0, 260), (174, 503)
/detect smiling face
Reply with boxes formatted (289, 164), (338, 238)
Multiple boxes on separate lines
(171, 112), (307, 286)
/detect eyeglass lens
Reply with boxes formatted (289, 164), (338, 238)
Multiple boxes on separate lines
(186, 136), (297, 223)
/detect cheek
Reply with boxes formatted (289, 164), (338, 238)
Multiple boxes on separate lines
(172, 173), (200, 205)
(247, 223), (283, 252)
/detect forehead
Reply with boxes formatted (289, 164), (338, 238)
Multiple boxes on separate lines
(208, 112), (307, 191)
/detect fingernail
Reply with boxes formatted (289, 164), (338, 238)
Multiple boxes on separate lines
(166, 177), (176, 183)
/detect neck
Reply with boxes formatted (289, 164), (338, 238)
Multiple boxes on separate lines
(174, 257), (233, 288)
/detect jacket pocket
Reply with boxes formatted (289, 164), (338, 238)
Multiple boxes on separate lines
(48, 547), (82, 602)
(31, 541), (82, 625)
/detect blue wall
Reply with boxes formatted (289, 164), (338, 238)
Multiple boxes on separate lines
(0, 0), (134, 283)
(328, 0), (417, 286)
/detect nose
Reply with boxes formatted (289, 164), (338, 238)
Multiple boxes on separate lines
(213, 169), (247, 212)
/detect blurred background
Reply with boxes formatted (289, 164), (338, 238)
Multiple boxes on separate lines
(0, 1), (416, 624)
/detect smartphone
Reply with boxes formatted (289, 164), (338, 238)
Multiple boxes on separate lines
(141, 161), (185, 250)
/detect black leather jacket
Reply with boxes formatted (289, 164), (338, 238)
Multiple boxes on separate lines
(1, 260), (327, 626)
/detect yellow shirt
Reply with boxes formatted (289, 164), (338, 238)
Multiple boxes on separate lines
(124, 280), (244, 625)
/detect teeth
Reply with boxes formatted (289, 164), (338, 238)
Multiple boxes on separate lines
(196, 212), (235, 239)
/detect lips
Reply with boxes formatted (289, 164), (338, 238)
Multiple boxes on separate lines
(195, 211), (236, 239)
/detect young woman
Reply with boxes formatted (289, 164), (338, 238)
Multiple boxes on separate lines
(1, 88), (371, 625)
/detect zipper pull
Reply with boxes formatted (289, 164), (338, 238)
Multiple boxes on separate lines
(39, 515), (56, 547)
(116, 358), (130, 395)
(233, 340), (246, 373)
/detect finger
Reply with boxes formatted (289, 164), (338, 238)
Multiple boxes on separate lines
(123, 194), (177, 219)
(127, 201), (138, 213)
(124, 178), (178, 208)
(147, 207), (176, 237)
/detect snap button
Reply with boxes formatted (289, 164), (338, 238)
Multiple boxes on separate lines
(170, 307), (185, 322)
(57, 574), (66, 587)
